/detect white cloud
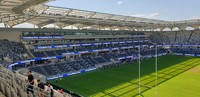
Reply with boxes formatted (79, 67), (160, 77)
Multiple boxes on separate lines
(13, 23), (35, 28)
(0, 23), (36, 28)
(190, 16), (200, 19)
(0, 23), (4, 27)
(145, 12), (160, 19)
(117, 1), (122, 5)
(129, 12), (160, 19)
(130, 14), (145, 17)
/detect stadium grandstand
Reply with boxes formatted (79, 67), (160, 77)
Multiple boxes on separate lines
(0, 0), (200, 97)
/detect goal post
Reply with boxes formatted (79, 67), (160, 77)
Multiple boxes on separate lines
(137, 45), (158, 97)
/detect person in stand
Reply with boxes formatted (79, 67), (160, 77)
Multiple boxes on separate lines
(27, 71), (34, 94)
(46, 82), (54, 97)
(37, 79), (45, 97)
(59, 89), (63, 94)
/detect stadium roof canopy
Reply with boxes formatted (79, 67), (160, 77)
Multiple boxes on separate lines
(0, 0), (200, 31)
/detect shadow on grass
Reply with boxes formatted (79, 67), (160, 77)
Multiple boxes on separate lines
(49, 55), (200, 97)
(98, 58), (200, 97)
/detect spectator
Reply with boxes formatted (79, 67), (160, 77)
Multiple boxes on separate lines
(37, 79), (45, 97)
(27, 71), (34, 94)
(47, 82), (54, 97)
(59, 89), (63, 94)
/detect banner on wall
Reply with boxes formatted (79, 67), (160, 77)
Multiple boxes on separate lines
(35, 40), (149, 49)
(46, 68), (96, 80)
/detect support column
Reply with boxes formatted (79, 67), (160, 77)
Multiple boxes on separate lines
(194, 27), (200, 30)
(160, 28), (164, 32)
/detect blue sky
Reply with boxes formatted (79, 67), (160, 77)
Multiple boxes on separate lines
(47, 0), (200, 21)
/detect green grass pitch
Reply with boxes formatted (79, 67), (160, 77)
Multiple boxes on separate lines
(49, 55), (200, 97)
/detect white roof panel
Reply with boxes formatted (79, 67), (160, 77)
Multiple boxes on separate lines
(0, 1), (200, 30)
